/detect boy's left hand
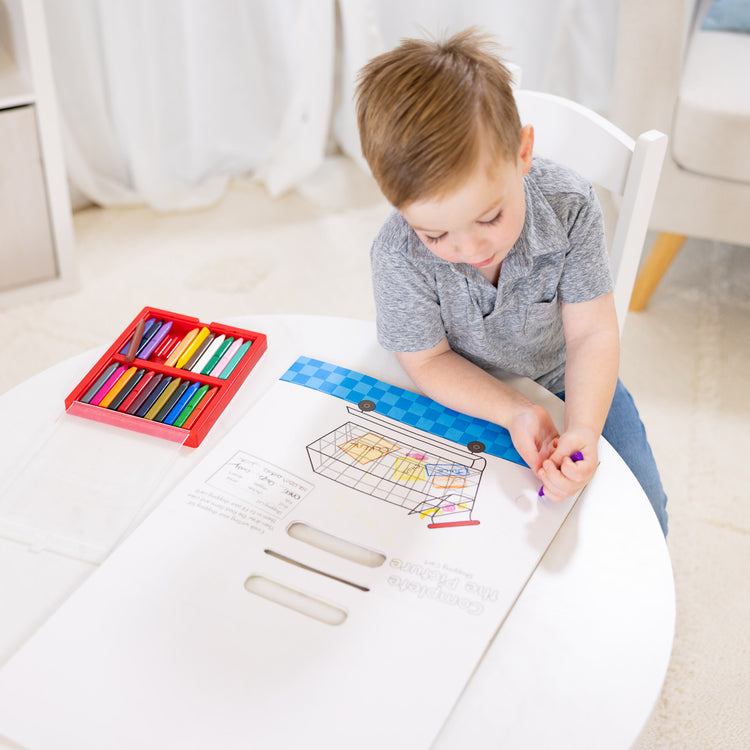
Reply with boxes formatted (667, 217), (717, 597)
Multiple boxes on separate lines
(537, 429), (599, 502)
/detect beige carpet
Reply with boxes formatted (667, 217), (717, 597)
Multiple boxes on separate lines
(0, 157), (748, 748)
(623, 237), (750, 749)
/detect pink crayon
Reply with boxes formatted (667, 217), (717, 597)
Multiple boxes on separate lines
(89, 365), (127, 406)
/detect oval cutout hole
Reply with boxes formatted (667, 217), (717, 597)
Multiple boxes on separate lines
(287, 522), (386, 568)
(244, 575), (347, 626)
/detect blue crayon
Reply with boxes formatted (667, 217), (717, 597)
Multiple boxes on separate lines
(162, 381), (201, 425)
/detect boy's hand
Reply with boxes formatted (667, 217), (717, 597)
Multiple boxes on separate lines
(508, 403), (560, 475)
(537, 428), (599, 502)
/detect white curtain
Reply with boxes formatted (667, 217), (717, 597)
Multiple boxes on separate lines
(43, 0), (618, 212)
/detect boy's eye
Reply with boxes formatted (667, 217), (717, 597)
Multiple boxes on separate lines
(423, 232), (447, 244)
(478, 210), (503, 226)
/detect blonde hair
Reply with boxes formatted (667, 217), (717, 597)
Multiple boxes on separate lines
(355, 28), (521, 207)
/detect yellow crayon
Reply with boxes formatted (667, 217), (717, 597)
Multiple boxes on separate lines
(175, 327), (210, 369)
(144, 378), (182, 420)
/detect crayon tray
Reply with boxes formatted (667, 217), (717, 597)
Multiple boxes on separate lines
(64, 307), (267, 447)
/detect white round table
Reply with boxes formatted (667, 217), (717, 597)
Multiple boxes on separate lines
(0, 315), (674, 749)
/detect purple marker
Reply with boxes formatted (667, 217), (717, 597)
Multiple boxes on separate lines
(538, 450), (585, 497)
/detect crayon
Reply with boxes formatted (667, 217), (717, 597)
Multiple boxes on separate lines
(164, 328), (199, 368)
(210, 338), (243, 377)
(154, 333), (180, 360)
(89, 365), (127, 406)
(218, 340), (252, 379)
(153, 379), (191, 423)
(134, 319), (165, 358)
(124, 319), (146, 363)
(120, 318), (158, 356)
(190, 334), (224, 373)
(116, 369), (153, 412)
(181, 386), (218, 430)
(201, 337), (233, 375)
(108, 368), (146, 411)
(163, 381), (201, 426)
(81, 363), (119, 404)
(138, 320), (173, 360)
(175, 327), (211, 369)
(172, 384), (210, 428)
(144, 378), (182, 420)
(98, 366), (138, 408)
(135, 376), (172, 418)
(183, 333), (215, 371)
(125, 373), (163, 415)
(538, 451), (585, 498)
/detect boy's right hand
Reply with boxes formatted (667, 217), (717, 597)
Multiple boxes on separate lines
(394, 343), (560, 474)
(508, 403), (560, 474)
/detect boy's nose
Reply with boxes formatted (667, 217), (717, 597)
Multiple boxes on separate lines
(456, 234), (486, 262)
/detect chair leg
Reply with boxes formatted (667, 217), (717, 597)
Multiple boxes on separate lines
(629, 232), (687, 311)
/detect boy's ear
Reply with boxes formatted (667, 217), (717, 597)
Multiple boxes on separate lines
(519, 125), (534, 175)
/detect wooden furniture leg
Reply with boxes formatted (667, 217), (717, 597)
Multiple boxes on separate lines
(629, 232), (687, 311)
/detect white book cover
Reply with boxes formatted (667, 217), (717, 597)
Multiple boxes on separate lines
(0, 357), (579, 750)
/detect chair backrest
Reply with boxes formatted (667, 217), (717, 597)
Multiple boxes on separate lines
(514, 89), (667, 336)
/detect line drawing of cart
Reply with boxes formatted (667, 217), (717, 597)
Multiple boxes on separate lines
(305, 402), (486, 528)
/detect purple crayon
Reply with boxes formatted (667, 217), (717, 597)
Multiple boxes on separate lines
(138, 320), (173, 360)
(538, 450), (584, 497)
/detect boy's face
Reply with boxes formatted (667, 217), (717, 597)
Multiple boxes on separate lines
(401, 125), (534, 284)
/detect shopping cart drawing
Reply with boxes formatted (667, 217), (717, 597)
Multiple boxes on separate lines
(306, 402), (486, 528)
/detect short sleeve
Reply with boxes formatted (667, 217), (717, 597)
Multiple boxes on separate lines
(557, 184), (613, 304)
(370, 214), (446, 352)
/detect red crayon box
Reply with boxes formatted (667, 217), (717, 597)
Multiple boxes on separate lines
(65, 307), (267, 447)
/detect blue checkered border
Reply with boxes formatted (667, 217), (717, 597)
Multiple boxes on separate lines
(280, 356), (526, 466)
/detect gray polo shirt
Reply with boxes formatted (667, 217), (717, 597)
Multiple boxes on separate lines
(370, 157), (613, 393)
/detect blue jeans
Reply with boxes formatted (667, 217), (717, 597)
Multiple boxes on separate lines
(555, 379), (668, 536)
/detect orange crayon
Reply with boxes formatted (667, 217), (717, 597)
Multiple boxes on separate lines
(164, 328), (199, 368)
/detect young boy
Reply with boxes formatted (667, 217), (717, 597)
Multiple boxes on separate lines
(355, 28), (668, 535)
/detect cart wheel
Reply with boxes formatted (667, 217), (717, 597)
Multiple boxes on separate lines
(467, 440), (485, 454)
(358, 399), (376, 412)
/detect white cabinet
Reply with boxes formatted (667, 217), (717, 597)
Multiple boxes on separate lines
(0, 0), (76, 305)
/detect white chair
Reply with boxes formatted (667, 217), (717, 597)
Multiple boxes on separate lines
(514, 89), (667, 336)
(612, 0), (750, 310)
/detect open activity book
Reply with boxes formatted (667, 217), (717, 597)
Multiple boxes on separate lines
(0, 356), (581, 750)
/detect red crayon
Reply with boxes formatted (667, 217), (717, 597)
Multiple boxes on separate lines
(118, 370), (156, 413)
(181, 386), (218, 430)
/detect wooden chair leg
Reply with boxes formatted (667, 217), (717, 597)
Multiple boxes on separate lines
(629, 232), (687, 311)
